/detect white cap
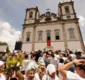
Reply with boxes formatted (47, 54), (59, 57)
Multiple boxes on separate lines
(0, 61), (4, 67)
(25, 61), (38, 73)
(47, 64), (56, 75)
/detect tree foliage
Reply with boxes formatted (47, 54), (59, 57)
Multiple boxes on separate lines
(0, 41), (7, 45)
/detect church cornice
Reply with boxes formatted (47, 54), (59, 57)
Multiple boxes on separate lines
(23, 18), (79, 27)
(60, 13), (76, 16)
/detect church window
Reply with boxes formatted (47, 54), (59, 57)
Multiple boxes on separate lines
(29, 11), (33, 18)
(26, 32), (30, 41)
(46, 30), (51, 40)
(67, 15), (71, 19)
(54, 29), (60, 40)
(68, 28), (75, 40)
(65, 6), (70, 13)
(38, 31), (43, 41)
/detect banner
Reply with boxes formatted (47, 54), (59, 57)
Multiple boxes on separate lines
(47, 40), (51, 46)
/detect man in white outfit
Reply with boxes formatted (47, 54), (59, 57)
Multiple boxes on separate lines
(43, 64), (59, 80)
(25, 61), (38, 80)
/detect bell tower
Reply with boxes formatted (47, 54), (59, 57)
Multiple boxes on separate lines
(24, 6), (40, 24)
(58, 0), (77, 20)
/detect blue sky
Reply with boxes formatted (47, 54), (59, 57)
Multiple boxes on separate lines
(0, 0), (61, 30)
(0, 0), (85, 50)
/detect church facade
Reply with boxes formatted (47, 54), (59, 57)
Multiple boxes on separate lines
(21, 1), (84, 52)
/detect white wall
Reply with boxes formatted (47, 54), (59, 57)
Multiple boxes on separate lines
(52, 42), (65, 51)
(22, 22), (82, 52)
(22, 43), (32, 52)
(22, 41), (82, 52)
(35, 43), (47, 51)
(67, 41), (82, 50)
(34, 42), (65, 51)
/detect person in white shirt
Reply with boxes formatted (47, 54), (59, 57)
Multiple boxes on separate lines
(22, 54), (30, 71)
(26, 68), (35, 80)
(59, 59), (85, 80)
(50, 53), (58, 68)
(43, 64), (59, 80)
(0, 60), (6, 80)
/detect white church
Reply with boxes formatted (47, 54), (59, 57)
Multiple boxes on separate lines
(21, 0), (84, 52)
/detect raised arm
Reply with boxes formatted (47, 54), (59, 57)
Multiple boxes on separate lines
(59, 59), (85, 80)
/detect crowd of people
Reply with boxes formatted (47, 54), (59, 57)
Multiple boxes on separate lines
(0, 49), (85, 80)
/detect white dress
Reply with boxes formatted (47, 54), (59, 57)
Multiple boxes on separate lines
(42, 75), (60, 80)
(59, 71), (85, 80)
(22, 59), (30, 70)
(0, 73), (6, 80)
(34, 73), (40, 80)
(67, 71), (85, 80)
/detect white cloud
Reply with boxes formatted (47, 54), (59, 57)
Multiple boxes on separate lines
(0, 20), (21, 51)
(78, 15), (85, 27)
